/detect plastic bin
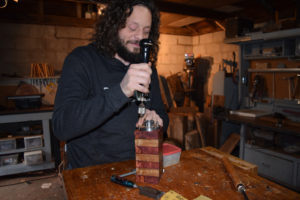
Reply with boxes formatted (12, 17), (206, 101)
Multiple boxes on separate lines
(24, 150), (43, 165)
(24, 135), (43, 149)
(163, 143), (181, 167)
(0, 154), (18, 166)
(0, 138), (16, 152)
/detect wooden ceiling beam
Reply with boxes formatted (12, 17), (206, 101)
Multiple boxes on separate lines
(154, 0), (231, 20)
(159, 26), (194, 36)
(66, 0), (231, 20)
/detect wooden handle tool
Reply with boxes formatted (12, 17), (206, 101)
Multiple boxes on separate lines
(222, 156), (249, 200)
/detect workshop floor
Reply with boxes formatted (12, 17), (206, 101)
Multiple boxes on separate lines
(0, 169), (65, 200)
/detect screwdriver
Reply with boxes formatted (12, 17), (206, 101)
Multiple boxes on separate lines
(110, 175), (137, 188)
(110, 175), (164, 199)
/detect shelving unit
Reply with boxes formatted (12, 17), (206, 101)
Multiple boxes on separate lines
(248, 68), (300, 72)
(225, 29), (300, 191)
(247, 67), (300, 101)
(243, 38), (296, 59)
(0, 0), (103, 28)
(237, 34), (300, 105)
(0, 108), (55, 176)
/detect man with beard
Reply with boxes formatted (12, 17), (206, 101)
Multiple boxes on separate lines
(52, 0), (168, 169)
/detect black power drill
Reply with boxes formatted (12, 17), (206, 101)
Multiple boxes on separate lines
(136, 39), (153, 116)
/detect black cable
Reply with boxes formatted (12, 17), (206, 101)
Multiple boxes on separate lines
(241, 190), (249, 200)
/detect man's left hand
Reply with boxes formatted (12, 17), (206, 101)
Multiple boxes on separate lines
(136, 109), (163, 128)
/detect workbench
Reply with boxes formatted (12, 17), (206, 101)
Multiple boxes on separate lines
(225, 114), (300, 159)
(225, 113), (300, 191)
(62, 147), (300, 200)
(0, 106), (55, 176)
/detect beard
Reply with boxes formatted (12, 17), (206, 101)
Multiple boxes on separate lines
(115, 37), (143, 64)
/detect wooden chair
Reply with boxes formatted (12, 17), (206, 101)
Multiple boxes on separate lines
(184, 112), (206, 150)
(160, 74), (201, 149)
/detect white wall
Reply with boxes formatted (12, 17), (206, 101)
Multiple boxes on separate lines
(157, 34), (193, 76)
(192, 31), (239, 95)
(157, 31), (239, 95)
(0, 23), (92, 76)
(0, 23), (239, 95)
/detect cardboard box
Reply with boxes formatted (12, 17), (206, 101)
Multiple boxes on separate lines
(225, 17), (253, 38)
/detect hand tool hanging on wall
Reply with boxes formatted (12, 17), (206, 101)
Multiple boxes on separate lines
(222, 52), (238, 84)
(293, 74), (300, 100)
(135, 39), (153, 116)
(282, 75), (296, 100)
(222, 156), (249, 200)
(249, 74), (265, 103)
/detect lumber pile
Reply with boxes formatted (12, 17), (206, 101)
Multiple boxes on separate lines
(30, 63), (54, 78)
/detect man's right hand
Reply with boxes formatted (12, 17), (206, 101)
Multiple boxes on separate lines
(120, 62), (152, 97)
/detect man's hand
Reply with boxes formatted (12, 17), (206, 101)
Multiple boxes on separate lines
(136, 109), (163, 128)
(120, 62), (152, 97)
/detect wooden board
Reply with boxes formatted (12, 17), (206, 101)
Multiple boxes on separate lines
(185, 130), (201, 150)
(167, 113), (188, 147)
(219, 133), (240, 154)
(62, 148), (300, 200)
(229, 109), (272, 118)
(200, 146), (257, 175)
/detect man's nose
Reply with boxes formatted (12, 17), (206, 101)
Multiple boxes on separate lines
(134, 29), (144, 40)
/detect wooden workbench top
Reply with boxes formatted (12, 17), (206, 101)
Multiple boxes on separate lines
(0, 105), (53, 115)
(62, 147), (300, 200)
(227, 113), (300, 135)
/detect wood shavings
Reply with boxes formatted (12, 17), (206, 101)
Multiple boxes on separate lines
(81, 175), (88, 181)
(41, 183), (52, 189)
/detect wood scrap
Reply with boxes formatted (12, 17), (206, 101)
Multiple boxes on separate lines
(220, 133), (240, 154)
(167, 113), (188, 148)
(167, 73), (185, 107)
(158, 75), (170, 110)
(200, 146), (258, 174)
(30, 63), (55, 78)
(195, 112), (206, 147)
(185, 129), (201, 150)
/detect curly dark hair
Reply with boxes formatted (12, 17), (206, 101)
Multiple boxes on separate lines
(92, 0), (160, 64)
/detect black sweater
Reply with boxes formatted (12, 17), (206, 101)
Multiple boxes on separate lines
(53, 44), (169, 169)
